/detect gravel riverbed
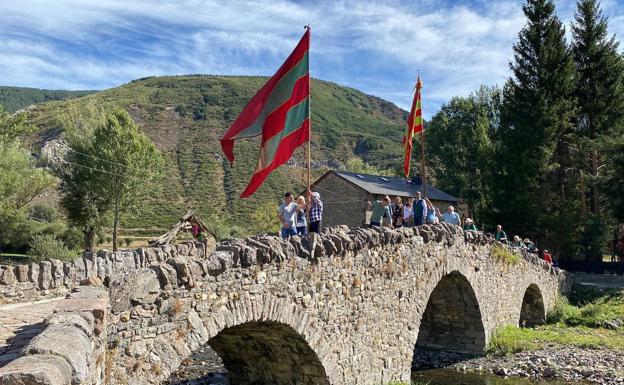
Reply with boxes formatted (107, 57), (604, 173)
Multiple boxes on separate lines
(441, 347), (623, 385)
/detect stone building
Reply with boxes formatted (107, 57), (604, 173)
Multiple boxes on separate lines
(308, 170), (458, 228)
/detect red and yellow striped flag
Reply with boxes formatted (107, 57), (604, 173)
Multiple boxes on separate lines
(221, 29), (310, 198)
(404, 76), (423, 178)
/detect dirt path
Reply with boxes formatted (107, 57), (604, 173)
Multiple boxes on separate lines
(574, 273), (624, 289)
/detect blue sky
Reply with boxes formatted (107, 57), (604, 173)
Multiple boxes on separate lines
(1, 0), (623, 117)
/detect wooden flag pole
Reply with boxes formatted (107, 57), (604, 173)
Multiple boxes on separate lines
(305, 25), (312, 230)
(418, 77), (427, 197)
(421, 131), (427, 197)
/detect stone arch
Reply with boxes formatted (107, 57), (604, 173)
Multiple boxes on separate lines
(160, 293), (333, 385)
(414, 271), (486, 356)
(519, 283), (546, 327)
(207, 321), (330, 385)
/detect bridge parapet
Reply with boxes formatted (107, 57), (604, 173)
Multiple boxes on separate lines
(0, 241), (208, 304)
(0, 287), (108, 385)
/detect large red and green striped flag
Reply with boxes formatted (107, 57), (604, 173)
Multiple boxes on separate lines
(221, 29), (310, 198)
(403, 76), (423, 178)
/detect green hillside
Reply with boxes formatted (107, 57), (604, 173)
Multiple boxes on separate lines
(20, 75), (408, 232)
(0, 86), (96, 112)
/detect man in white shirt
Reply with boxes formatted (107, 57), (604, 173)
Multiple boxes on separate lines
(442, 205), (461, 226)
(278, 192), (298, 239)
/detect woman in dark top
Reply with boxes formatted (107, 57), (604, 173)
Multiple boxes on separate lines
(392, 196), (404, 228)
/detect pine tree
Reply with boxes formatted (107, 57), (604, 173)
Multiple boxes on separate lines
(492, 0), (580, 256)
(572, 0), (624, 219)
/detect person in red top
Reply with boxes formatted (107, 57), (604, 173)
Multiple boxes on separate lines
(543, 249), (553, 265)
(191, 221), (201, 239)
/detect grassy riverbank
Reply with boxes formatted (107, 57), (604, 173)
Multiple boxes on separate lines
(488, 283), (624, 356)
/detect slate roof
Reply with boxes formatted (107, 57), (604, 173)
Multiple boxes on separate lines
(321, 170), (458, 202)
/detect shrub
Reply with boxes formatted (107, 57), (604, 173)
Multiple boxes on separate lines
(547, 290), (624, 328)
(250, 201), (280, 235)
(490, 245), (520, 265)
(62, 226), (84, 250)
(124, 238), (133, 247)
(28, 203), (59, 223)
(28, 234), (76, 262)
(547, 296), (581, 324)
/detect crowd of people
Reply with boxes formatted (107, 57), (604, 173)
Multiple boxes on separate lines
(275, 189), (554, 266)
(495, 225), (555, 265)
(367, 191), (464, 229)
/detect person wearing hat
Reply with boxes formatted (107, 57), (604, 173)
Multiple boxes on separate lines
(308, 189), (323, 234)
(463, 218), (477, 231)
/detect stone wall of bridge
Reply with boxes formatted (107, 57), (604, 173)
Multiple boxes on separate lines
(0, 287), (108, 385)
(0, 241), (212, 304)
(97, 224), (570, 385)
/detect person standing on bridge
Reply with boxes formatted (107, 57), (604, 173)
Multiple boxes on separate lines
(442, 205), (461, 226)
(278, 192), (298, 239)
(413, 191), (427, 226)
(368, 196), (392, 228)
(295, 195), (307, 236)
(403, 198), (414, 227)
(308, 190), (323, 234)
(392, 196), (404, 228)
(425, 198), (438, 224)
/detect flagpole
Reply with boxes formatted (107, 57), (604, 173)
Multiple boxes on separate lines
(305, 25), (312, 230)
(418, 76), (427, 197)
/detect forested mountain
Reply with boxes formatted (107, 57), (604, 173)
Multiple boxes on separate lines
(15, 75), (408, 233)
(0, 86), (96, 112)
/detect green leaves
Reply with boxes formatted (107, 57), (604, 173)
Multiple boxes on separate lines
(0, 140), (56, 209)
(572, 0), (624, 228)
(493, 0), (580, 250)
(0, 105), (57, 252)
(426, 86), (499, 226)
(0, 105), (36, 142)
(59, 108), (164, 251)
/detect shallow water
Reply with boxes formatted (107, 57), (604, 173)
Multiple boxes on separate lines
(412, 368), (584, 385)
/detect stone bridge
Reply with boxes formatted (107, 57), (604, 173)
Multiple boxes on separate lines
(0, 224), (571, 385)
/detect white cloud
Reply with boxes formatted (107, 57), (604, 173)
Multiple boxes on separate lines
(0, 0), (622, 116)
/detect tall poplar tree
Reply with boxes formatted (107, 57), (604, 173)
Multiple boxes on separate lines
(60, 109), (164, 252)
(572, 0), (624, 218)
(492, 0), (579, 256)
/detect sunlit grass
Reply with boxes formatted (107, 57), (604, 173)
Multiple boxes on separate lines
(487, 324), (624, 356)
(488, 284), (624, 356)
(490, 245), (520, 265)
